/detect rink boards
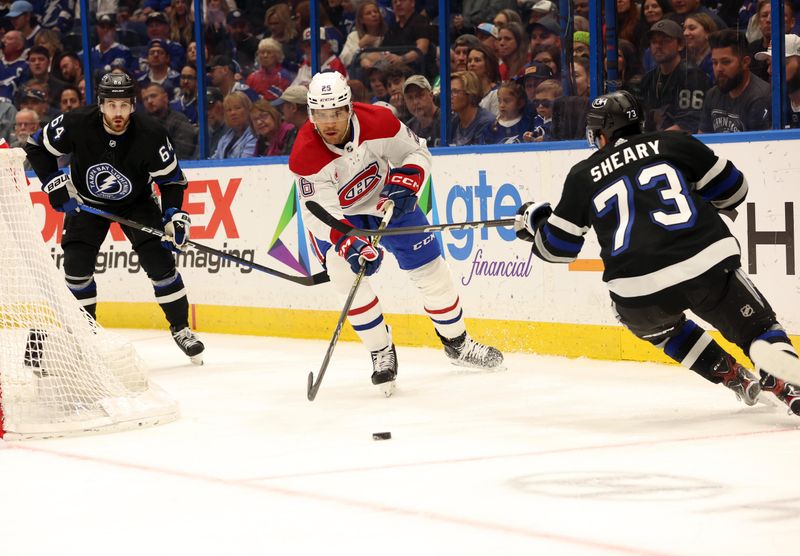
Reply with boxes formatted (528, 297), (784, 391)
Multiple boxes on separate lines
(23, 133), (800, 365)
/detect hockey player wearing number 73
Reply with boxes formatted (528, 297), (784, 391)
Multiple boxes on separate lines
(514, 90), (800, 416)
(290, 71), (503, 395)
(24, 72), (205, 364)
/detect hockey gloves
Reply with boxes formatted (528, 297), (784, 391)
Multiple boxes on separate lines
(43, 172), (81, 216)
(377, 166), (423, 217)
(514, 201), (552, 242)
(162, 208), (191, 252)
(336, 235), (383, 276)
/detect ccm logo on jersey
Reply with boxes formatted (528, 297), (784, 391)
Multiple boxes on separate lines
(338, 162), (381, 207)
(86, 163), (133, 200)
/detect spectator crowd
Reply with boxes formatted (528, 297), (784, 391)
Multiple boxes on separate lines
(0, 0), (798, 159)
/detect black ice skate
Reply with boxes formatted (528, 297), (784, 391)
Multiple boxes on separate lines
(714, 355), (760, 406)
(438, 331), (504, 370)
(370, 343), (397, 398)
(170, 325), (205, 365)
(760, 373), (800, 416)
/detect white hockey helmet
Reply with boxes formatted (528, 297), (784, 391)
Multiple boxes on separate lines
(307, 71), (352, 117)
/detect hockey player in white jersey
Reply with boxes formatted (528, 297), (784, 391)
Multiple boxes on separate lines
(290, 71), (503, 394)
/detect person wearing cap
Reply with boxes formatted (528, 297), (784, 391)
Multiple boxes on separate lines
(573, 31), (590, 59)
(453, 34), (481, 73)
(756, 34), (800, 128)
(145, 12), (185, 71)
(521, 61), (554, 102)
(528, 15), (561, 53)
(207, 54), (259, 102)
(205, 86), (226, 155)
(403, 74), (439, 146)
(475, 23), (498, 50)
(18, 85), (57, 124)
(0, 30), (29, 101)
(291, 27), (348, 88)
(91, 14), (134, 74)
(24, 45), (67, 110)
(638, 18), (711, 132)
(5, 0), (40, 48)
(700, 29), (770, 133)
(246, 38), (294, 102)
(170, 65), (198, 124)
(271, 84), (308, 152)
(137, 39), (180, 100)
(227, 9), (259, 75)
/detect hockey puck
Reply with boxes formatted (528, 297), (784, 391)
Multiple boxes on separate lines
(372, 432), (392, 440)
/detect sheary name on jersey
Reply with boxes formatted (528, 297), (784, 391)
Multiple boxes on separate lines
(589, 140), (661, 183)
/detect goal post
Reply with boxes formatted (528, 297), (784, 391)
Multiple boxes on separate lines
(0, 148), (178, 440)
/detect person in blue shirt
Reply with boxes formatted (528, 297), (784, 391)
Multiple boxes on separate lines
(481, 80), (530, 144)
(447, 70), (494, 145)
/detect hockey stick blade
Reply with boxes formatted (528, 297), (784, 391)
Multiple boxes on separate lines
(306, 200), (517, 237)
(79, 204), (329, 286)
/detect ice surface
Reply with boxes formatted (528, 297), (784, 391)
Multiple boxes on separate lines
(2, 330), (798, 556)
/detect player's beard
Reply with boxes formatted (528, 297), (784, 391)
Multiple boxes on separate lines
(102, 112), (131, 134)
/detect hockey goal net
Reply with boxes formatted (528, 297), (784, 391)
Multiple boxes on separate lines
(0, 148), (178, 440)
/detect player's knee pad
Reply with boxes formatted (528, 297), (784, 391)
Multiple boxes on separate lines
(407, 257), (459, 306)
(135, 239), (177, 280)
(63, 243), (100, 277)
(612, 302), (686, 345)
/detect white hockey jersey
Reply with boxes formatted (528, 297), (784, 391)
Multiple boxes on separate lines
(289, 102), (432, 246)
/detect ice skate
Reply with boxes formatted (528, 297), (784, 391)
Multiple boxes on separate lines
(760, 373), (800, 416)
(370, 343), (397, 398)
(714, 355), (760, 406)
(438, 331), (504, 370)
(170, 326), (205, 365)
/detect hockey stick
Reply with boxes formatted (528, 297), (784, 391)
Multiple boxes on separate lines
(77, 204), (329, 286)
(307, 201), (395, 401)
(306, 200), (517, 237)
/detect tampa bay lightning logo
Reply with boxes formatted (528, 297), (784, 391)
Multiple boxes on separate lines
(85, 164), (133, 200)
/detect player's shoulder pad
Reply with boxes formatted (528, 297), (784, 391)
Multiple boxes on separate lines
(288, 120), (338, 176)
(354, 102), (401, 142)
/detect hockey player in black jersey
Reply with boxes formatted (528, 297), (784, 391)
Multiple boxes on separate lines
(514, 90), (800, 416)
(24, 72), (205, 364)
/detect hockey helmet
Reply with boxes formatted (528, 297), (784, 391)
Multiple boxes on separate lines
(97, 72), (135, 102)
(585, 90), (644, 149)
(307, 71), (351, 123)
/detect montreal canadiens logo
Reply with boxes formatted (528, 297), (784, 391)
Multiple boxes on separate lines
(338, 162), (381, 207)
(85, 163), (133, 200)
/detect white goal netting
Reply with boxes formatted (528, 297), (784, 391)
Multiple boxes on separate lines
(0, 148), (178, 440)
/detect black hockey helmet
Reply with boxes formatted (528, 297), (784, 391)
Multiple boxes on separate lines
(586, 90), (644, 149)
(97, 72), (135, 102)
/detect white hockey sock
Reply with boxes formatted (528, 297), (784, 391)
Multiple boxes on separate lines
(408, 258), (467, 340)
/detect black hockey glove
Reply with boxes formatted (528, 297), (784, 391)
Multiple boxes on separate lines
(514, 201), (552, 242)
(162, 208), (191, 252)
(377, 166), (423, 217)
(43, 172), (81, 216)
(336, 235), (384, 276)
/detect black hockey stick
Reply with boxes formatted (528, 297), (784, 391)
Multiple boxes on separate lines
(306, 200), (517, 237)
(78, 204), (329, 286)
(307, 201), (394, 401)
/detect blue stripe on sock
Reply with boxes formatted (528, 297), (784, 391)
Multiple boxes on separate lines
(352, 315), (384, 332)
(430, 309), (463, 326)
(664, 320), (698, 359)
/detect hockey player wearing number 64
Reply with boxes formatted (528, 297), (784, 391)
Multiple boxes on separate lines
(290, 71), (503, 396)
(24, 72), (205, 364)
(514, 90), (800, 416)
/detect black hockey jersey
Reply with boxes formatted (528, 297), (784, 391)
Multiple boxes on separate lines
(531, 131), (747, 302)
(25, 105), (187, 211)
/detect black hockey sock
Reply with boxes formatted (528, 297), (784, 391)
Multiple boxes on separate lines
(65, 275), (97, 319)
(151, 271), (189, 329)
(660, 319), (729, 383)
